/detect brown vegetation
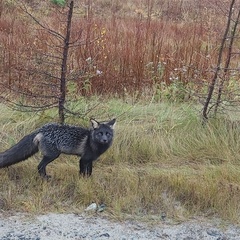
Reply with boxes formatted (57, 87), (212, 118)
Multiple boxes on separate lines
(0, 0), (238, 106)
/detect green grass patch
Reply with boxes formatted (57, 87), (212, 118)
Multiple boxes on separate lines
(0, 100), (240, 223)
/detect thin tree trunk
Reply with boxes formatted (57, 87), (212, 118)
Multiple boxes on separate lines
(214, 6), (240, 115)
(59, 0), (74, 124)
(202, 0), (235, 121)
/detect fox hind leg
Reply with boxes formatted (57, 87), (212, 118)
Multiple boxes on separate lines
(38, 154), (59, 179)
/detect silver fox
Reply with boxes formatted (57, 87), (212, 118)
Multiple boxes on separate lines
(0, 119), (116, 178)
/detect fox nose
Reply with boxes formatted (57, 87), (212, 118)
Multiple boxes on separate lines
(101, 136), (108, 143)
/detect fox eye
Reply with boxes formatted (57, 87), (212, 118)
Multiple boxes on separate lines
(98, 132), (103, 136)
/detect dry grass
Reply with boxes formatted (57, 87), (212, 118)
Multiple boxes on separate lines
(1, 100), (240, 223)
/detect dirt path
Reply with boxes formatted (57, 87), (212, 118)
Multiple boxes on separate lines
(0, 213), (240, 239)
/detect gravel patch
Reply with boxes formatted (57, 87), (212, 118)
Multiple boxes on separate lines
(0, 213), (240, 239)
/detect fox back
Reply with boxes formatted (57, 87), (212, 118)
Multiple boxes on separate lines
(34, 124), (89, 156)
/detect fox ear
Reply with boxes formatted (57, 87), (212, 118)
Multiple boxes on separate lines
(107, 118), (116, 129)
(90, 118), (100, 129)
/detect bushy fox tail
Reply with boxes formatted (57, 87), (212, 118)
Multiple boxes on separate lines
(0, 132), (39, 168)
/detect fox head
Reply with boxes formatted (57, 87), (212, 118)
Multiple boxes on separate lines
(90, 118), (116, 145)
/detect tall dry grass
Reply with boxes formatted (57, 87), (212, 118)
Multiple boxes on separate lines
(1, 100), (240, 222)
(0, 0), (236, 105)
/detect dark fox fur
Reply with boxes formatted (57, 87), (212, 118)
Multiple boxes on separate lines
(0, 119), (116, 178)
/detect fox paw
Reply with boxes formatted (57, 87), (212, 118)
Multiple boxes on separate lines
(41, 174), (52, 181)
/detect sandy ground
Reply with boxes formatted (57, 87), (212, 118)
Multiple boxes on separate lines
(0, 212), (240, 240)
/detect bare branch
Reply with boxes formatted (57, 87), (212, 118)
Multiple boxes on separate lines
(20, 4), (65, 41)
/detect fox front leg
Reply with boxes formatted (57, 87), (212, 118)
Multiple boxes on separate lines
(79, 159), (92, 177)
(79, 158), (93, 177)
